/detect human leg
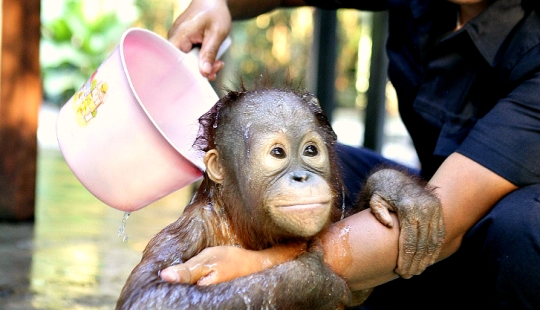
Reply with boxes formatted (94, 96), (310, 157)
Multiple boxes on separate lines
(335, 143), (419, 210)
(459, 183), (540, 309)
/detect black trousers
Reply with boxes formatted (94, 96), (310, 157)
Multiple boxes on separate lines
(336, 144), (540, 310)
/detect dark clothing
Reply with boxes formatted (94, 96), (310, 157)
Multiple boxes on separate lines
(309, 0), (540, 184)
(336, 144), (419, 208)
(337, 145), (540, 309)
(306, 0), (540, 308)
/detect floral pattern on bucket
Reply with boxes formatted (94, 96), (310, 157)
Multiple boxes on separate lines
(72, 70), (109, 126)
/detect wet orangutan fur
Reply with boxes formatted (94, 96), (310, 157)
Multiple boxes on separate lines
(116, 81), (355, 309)
(116, 79), (444, 309)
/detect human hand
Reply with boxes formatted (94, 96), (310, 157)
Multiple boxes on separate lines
(168, 0), (231, 80)
(160, 242), (306, 285)
(359, 169), (445, 279)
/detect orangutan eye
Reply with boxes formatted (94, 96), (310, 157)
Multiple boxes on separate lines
(303, 145), (319, 157)
(271, 147), (286, 159)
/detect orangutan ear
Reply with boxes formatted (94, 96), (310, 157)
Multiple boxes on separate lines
(204, 149), (225, 184)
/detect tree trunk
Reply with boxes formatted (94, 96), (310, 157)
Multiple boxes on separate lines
(0, 0), (41, 221)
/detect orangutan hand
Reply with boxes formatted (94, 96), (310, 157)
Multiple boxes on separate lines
(359, 168), (445, 279)
(160, 242), (306, 285)
(168, 0), (231, 80)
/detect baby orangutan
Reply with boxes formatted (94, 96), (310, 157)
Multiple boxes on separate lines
(116, 83), (444, 309)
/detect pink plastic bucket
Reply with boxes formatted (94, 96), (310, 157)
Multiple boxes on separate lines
(56, 28), (227, 212)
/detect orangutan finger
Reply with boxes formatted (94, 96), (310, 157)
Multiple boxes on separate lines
(396, 218), (418, 278)
(370, 194), (395, 228)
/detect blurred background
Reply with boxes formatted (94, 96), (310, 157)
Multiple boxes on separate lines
(39, 0), (418, 163)
(1, 0), (418, 309)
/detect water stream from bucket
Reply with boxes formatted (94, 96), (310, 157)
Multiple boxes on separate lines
(118, 212), (131, 242)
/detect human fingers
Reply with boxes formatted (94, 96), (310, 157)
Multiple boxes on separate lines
(159, 246), (229, 284)
(168, 4), (205, 53)
(160, 262), (206, 284)
(168, 0), (231, 77)
(206, 60), (225, 82)
(198, 29), (230, 77)
(161, 246), (262, 286)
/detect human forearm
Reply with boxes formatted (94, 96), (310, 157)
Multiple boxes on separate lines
(227, 0), (308, 20)
(429, 152), (517, 258)
(322, 152), (517, 290)
(159, 153), (515, 293)
(161, 210), (401, 291)
(357, 168), (444, 278)
(160, 242), (307, 285)
(120, 251), (349, 309)
(319, 209), (400, 291)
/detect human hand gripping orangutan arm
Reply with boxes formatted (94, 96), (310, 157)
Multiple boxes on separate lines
(321, 153), (517, 290)
(161, 153), (517, 292)
(160, 167), (445, 284)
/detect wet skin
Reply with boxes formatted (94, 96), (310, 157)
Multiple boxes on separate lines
(117, 85), (445, 309)
(116, 87), (353, 309)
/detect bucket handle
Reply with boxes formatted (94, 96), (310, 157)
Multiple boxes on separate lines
(187, 36), (232, 62)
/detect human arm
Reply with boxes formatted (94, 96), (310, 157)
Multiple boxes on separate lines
(120, 234), (350, 309)
(322, 152), (516, 290)
(159, 242), (307, 285)
(117, 205), (349, 309)
(427, 153), (517, 258)
(161, 153), (516, 291)
(330, 60), (538, 286)
(121, 243), (349, 309)
(168, 0), (307, 80)
(160, 167), (444, 284)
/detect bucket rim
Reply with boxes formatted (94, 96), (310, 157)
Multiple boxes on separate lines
(118, 27), (209, 172)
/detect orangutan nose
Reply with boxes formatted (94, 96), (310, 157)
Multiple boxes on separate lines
(291, 171), (310, 183)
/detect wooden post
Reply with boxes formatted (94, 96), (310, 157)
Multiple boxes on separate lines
(308, 9), (337, 123)
(363, 11), (389, 152)
(0, 0), (41, 221)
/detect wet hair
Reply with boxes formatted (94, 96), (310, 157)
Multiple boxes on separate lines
(191, 75), (344, 221)
(193, 76), (337, 154)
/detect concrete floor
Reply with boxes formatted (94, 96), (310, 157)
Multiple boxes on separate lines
(0, 148), (195, 310)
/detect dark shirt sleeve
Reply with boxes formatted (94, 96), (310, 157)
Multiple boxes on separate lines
(458, 70), (540, 186)
(303, 0), (389, 11)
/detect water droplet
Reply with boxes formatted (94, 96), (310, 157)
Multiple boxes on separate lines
(244, 122), (253, 157)
(118, 212), (130, 242)
(213, 110), (220, 129)
(340, 187), (346, 220)
(338, 224), (351, 241)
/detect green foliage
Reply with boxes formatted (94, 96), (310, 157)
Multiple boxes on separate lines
(40, 0), (139, 105)
(222, 8), (364, 108)
(41, 1), (366, 110)
(223, 9), (313, 91)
